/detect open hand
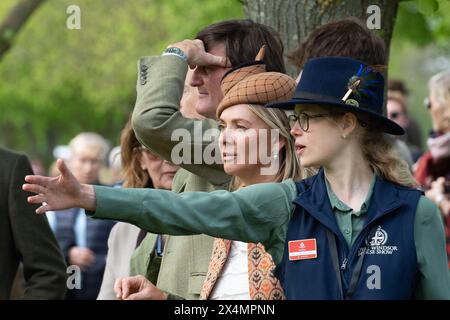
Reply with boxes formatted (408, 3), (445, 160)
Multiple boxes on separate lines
(23, 158), (95, 214)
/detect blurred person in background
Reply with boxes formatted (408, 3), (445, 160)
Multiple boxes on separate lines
(99, 70), (196, 299)
(97, 119), (179, 299)
(108, 146), (122, 186)
(126, 67), (215, 299)
(388, 79), (423, 161)
(179, 69), (204, 120)
(386, 96), (415, 167)
(416, 70), (450, 268)
(47, 132), (115, 299)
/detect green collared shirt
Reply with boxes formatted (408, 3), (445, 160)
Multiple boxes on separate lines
(324, 174), (450, 298)
(325, 175), (376, 248)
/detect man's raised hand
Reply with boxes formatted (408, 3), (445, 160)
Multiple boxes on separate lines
(167, 39), (230, 69)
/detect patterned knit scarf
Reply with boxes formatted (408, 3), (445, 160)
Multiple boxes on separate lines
(200, 239), (285, 300)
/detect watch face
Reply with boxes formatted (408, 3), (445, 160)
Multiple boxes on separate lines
(164, 47), (186, 60)
(166, 47), (178, 54)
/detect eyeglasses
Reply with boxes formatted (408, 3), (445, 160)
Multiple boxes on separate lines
(288, 112), (333, 131)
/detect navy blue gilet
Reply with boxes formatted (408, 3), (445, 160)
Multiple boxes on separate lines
(275, 169), (422, 300)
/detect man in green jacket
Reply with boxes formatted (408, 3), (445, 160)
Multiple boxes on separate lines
(0, 147), (67, 299)
(129, 19), (286, 299)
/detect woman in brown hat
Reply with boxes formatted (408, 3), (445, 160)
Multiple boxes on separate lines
(195, 49), (300, 300)
(112, 49), (301, 300)
(26, 49), (303, 300)
(25, 56), (450, 300)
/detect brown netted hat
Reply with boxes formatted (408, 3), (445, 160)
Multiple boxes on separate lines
(217, 46), (296, 118)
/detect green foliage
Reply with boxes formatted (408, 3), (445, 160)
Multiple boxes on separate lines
(417, 0), (439, 15)
(390, 0), (450, 147)
(1, 0), (448, 166)
(394, 1), (433, 46)
(394, 0), (450, 48)
(0, 0), (243, 166)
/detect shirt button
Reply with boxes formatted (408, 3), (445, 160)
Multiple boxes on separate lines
(345, 229), (351, 235)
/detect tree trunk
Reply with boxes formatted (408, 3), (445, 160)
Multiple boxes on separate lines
(243, 0), (399, 77)
(0, 0), (46, 61)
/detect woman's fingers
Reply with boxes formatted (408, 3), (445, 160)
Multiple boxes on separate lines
(23, 183), (52, 214)
(124, 285), (167, 300)
(125, 291), (148, 300)
(114, 276), (160, 300)
(27, 194), (47, 205)
(23, 183), (46, 195)
(119, 276), (144, 300)
(36, 203), (51, 215)
(114, 278), (123, 300)
(24, 174), (53, 186)
(122, 278), (132, 299)
(24, 159), (67, 186)
(56, 158), (70, 177)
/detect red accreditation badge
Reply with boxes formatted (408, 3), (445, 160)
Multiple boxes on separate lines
(288, 238), (317, 261)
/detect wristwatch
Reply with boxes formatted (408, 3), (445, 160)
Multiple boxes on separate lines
(162, 47), (188, 61)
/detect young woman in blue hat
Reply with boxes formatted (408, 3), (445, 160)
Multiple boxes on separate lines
(25, 57), (450, 299)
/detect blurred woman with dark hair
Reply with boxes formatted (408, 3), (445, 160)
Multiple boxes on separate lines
(97, 119), (179, 299)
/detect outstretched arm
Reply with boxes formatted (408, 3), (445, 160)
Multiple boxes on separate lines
(90, 180), (295, 264)
(23, 159), (297, 264)
(23, 159), (96, 213)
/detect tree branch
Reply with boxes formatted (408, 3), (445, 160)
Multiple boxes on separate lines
(0, 0), (46, 60)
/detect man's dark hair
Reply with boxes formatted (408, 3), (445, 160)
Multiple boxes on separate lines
(388, 79), (409, 97)
(196, 19), (286, 73)
(288, 18), (386, 70)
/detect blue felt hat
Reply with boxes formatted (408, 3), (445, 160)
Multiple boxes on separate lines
(266, 56), (404, 135)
